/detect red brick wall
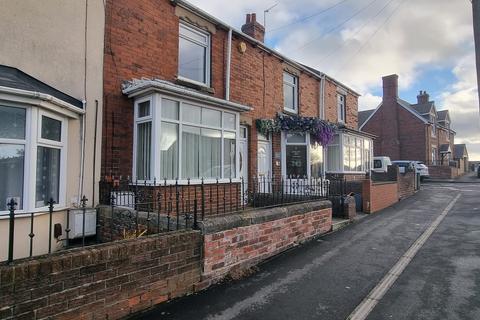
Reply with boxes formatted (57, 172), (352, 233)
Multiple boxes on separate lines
(428, 165), (459, 179)
(362, 180), (398, 213)
(102, 0), (360, 178)
(202, 206), (331, 283)
(0, 231), (202, 320)
(397, 171), (415, 199)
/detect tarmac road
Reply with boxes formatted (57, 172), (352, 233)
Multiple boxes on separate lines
(132, 181), (480, 320)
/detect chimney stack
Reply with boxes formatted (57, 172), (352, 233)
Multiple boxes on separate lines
(241, 13), (265, 43)
(417, 90), (430, 104)
(382, 74), (399, 102)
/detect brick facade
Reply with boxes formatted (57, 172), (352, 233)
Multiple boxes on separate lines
(360, 75), (455, 165)
(102, 0), (360, 182)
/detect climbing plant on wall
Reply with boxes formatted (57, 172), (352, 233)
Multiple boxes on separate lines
(256, 113), (336, 147)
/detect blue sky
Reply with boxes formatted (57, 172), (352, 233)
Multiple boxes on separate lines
(191, 0), (479, 159)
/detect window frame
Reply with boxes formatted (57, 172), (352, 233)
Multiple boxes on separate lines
(283, 72), (299, 114)
(132, 93), (240, 184)
(0, 104), (68, 214)
(178, 22), (211, 87)
(281, 132), (325, 178)
(337, 93), (346, 123)
(326, 133), (373, 174)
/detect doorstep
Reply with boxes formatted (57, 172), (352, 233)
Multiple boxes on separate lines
(332, 217), (350, 231)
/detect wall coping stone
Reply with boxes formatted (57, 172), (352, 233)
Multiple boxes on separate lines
(198, 200), (331, 234)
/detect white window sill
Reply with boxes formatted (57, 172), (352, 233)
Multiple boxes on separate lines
(133, 178), (242, 186)
(283, 107), (298, 114)
(176, 76), (211, 89)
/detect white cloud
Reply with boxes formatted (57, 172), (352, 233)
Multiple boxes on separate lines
(359, 93), (382, 110)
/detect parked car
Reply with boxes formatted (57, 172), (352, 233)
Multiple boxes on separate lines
(372, 156), (392, 173)
(392, 160), (429, 180)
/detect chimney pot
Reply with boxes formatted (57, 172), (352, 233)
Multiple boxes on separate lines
(241, 12), (265, 42)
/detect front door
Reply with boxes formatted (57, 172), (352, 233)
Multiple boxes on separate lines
(238, 126), (248, 201)
(257, 133), (271, 192)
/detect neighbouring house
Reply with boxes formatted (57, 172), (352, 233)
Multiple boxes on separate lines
(454, 144), (469, 174)
(0, 1), (105, 260)
(102, 0), (374, 204)
(358, 74), (460, 178)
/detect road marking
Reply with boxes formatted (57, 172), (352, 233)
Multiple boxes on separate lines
(347, 193), (461, 320)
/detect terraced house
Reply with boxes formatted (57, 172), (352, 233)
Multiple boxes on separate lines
(102, 0), (374, 208)
(359, 74), (467, 178)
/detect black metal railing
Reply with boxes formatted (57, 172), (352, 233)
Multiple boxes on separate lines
(99, 175), (335, 225)
(1, 196), (90, 264)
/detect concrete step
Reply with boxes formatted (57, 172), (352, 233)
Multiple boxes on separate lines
(332, 218), (350, 232)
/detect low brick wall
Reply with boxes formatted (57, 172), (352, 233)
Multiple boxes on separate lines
(198, 201), (332, 287)
(362, 180), (398, 213)
(428, 165), (459, 179)
(398, 171), (416, 200)
(0, 231), (202, 320)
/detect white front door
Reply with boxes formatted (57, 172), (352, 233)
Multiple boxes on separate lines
(238, 126), (248, 200)
(257, 133), (271, 192)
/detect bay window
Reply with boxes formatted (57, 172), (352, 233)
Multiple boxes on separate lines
(0, 105), (67, 212)
(133, 95), (239, 181)
(326, 133), (372, 173)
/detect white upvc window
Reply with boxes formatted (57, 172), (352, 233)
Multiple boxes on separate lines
(326, 133), (372, 173)
(431, 114), (436, 136)
(133, 94), (239, 182)
(337, 93), (346, 123)
(0, 104), (67, 212)
(432, 147), (437, 163)
(178, 22), (211, 86)
(283, 72), (298, 113)
(281, 132), (324, 178)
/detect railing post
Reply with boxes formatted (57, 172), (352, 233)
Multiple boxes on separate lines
(7, 198), (17, 264)
(29, 211), (35, 257)
(193, 199), (198, 230)
(80, 196), (88, 247)
(47, 198), (55, 253)
(201, 178), (205, 220)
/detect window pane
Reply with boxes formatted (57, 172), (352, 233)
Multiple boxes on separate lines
(0, 105), (26, 139)
(182, 126), (200, 178)
(286, 132), (306, 143)
(136, 122), (151, 180)
(160, 122), (178, 179)
(283, 83), (294, 110)
(182, 103), (201, 124)
(36, 146), (60, 207)
(283, 72), (295, 84)
(0, 144), (24, 210)
(180, 25), (208, 44)
(310, 143), (323, 178)
(179, 37), (206, 83)
(138, 101), (150, 118)
(224, 112), (236, 130)
(224, 132), (236, 178)
(327, 145), (340, 171)
(286, 145), (307, 177)
(161, 99), (179, 120)
(41, 116), (62, 142)
(200, 129), (221, 178)
(202, 108), (221, 127)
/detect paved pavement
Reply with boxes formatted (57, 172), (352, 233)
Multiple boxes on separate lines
(132, 182), (480, 320)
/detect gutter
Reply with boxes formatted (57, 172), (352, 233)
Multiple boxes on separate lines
(122, 79), (252, 112)
(0, 86), (85, 115)
(171, 0), (361, 97)
(225, 28), (232, 100)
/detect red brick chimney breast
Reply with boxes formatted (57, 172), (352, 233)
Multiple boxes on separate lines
(382, 74), (399, 102)
(241, 12), (265, 43)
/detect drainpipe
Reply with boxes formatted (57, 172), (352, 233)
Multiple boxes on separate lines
(77, 100), (87, 206)
(319, 74), (326, 120)
(225, 28), (232, 100)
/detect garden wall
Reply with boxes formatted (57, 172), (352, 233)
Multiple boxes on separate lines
(362, 180), (398, 213)
(0, 230), (202, 320)
(198, 200), (332, 288)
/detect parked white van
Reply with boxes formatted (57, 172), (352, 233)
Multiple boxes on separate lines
(372, 156), (392, 173)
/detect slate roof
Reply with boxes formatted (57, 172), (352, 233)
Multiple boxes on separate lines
(439, 144), (451, 153)
(358, 110), (375, 128)
(437, 110), (449, 121)
(454, 144), (468, 159)
(0, 65), (83, 109)
(410, 101), (434, 115)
